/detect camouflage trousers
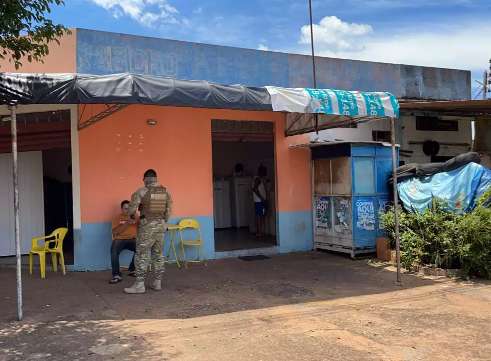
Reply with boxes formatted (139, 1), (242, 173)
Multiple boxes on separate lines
(134, 220), (166, 282)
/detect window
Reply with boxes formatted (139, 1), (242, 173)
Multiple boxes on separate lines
(372, 130), (391, 142)
(415, 116), (458, 131)
(353, 157), (375, 194)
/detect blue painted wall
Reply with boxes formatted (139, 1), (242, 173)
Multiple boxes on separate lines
(277, 210), (313, 253)
(73, 216), (215, 271)
(73, 211), (312, 270)
(76, 28), (471, 100)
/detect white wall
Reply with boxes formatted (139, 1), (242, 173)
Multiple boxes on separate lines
(311, 118), (390, 143)
(399, 115), (472, 164)
(0, 151), (45, 256)
(311, 115), (472, 164)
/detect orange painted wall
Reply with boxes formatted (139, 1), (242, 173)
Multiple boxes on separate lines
(275, 118), (312, 212)
(0, 31), (76, 73)
(79, 105), (311, 223)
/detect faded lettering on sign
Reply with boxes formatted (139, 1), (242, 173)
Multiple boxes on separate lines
(356, 200), (375, 231)
(333, 197), (351, 234)
(315, 197), (331, 235)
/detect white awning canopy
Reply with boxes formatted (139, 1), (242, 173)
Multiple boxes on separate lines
(266, 86), (400, 118)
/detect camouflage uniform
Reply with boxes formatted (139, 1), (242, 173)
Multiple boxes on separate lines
(128, 178), (172, 283)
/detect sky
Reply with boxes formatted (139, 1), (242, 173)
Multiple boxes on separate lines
(50, 0), (491, 98)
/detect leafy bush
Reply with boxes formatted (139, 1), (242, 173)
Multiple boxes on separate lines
(456, 206), (491, 278)
(380, 194), (491, 279)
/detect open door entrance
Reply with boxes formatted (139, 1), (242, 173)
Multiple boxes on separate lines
(212, 119), (277, 252)
(42, 148), (74, 264)
(0, 109), (74, 264)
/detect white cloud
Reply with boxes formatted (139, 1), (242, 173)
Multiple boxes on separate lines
(348, 0), (475, 9)
(299, 16), (491, 73)
(258, 44), (269, 51)
(90, 0), (180, 27)
(300, 16), (372, 52)
(343, 27), (491, 71)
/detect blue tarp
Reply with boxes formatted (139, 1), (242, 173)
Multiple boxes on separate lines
(398, 162), (491, 213)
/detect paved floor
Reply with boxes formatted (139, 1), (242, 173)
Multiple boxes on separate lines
(1, 252), (490, 361)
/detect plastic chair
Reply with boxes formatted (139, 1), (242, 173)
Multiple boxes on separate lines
(29, 227), (68, 279)
(177, 219), (205, 268)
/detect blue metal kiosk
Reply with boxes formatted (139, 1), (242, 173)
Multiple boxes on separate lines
(312, 141), (396, 257)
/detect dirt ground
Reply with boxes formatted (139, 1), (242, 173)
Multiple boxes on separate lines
(0, 252), (490, 361)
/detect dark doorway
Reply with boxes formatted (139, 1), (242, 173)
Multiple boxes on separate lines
(211, 119), (277, 252)
(43, 149), (74, 264)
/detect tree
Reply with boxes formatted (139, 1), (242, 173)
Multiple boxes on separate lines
(0, 0), (69, 69)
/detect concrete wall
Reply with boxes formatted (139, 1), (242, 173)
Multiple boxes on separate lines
(474, 117), (491, 168)
(0, 32), (77, 73)
(75, 105), (311, 270)
(399, 115), (473, 164)
(76, 29), (471, 100)
(313, 114), (473, 164)
(312, 119), (391, 143)
(0, 28), (470, 101)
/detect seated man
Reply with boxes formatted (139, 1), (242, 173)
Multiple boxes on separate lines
(109, 200), (137, 284)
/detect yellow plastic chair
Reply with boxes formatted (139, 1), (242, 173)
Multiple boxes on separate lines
(29, 227), (68, 279)
(177, 219), (205, 268)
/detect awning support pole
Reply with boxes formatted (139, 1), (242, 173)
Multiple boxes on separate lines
(10, 103), (23, 321)
(390, 117), (402, 284)
(308, 0), (319, 134)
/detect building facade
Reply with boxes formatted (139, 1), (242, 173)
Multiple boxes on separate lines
(0, 29), (471, 270)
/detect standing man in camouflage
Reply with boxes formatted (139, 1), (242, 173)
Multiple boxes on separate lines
(124, 169), (172, 294)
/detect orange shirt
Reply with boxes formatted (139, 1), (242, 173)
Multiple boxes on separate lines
(112, 214), (138, 240)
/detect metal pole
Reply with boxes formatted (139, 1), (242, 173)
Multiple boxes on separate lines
(308, 0), (319, 133)
(390, 117), (401, 284)
(10, 104), (23, 320)
(483, 70), (488, 100)
(308, 0), (317, 89)
(488, 58), (491, 97)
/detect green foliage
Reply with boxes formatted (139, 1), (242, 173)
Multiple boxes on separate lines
(476, 187), (491, 208)
(380, 196), (491, 279)
(0, 0), (69, 69)
(457, 206), (491, 278)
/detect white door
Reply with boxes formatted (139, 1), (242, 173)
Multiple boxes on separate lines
(0, 151), (45, 256)
(233, 177), (252, 228)
(213, 179), (232, 228)
(0, 156), (14, 255)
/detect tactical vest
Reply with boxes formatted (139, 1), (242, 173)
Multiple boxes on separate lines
(140, 186), (168, 221)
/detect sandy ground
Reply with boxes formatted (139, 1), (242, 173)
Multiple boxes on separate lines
(1, 252), (490, 361)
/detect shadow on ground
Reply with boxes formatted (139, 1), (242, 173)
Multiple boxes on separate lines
(1, 252), (490, 361)
(1, 252), (437, 323)
(0, 319), (168, 360)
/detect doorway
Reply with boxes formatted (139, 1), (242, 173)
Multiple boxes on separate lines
(0, 109), (74, 264)
(212, 119), (277, 252)
(42, 148), (74, 264)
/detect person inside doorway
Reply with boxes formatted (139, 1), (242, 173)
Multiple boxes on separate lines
(253, 164), (268, 237)
(109, 200), (137, 284)
(233, 163), (245, 177)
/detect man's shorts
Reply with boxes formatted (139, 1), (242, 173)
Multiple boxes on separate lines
(255, 202), (266, 217)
